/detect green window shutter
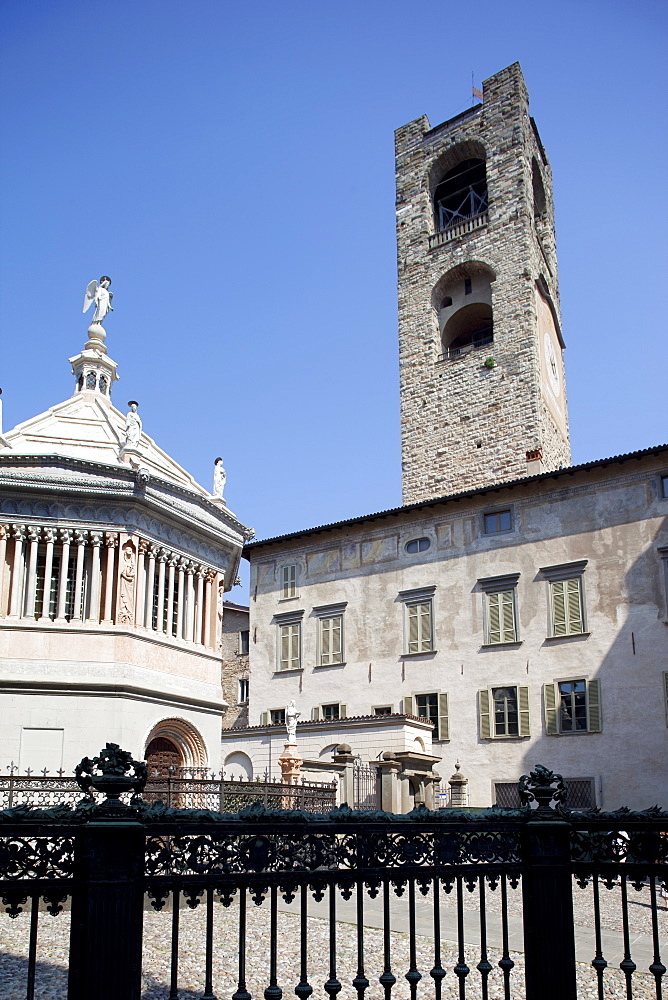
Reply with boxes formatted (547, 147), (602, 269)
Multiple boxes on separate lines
(403, 695), (414, 717)
(501, 591), (516, 642)
(419, 602), (432, 651)
(408, 604), (419, 652)
(340, 703), (347, 719)
(479, 689), (491, 739)
(321, 618), (331, 663)
(260, 711), (269, 726)
(518, 686), (530, 736)
(587, 679), (602, 732)
(665, 673), (668, 726)
(551, 580), (567, 636)
(487, 593), (501, 644)
(331, 616), (342, 662)
(280, 625), (289, 669)
(437, 692), (449, 741)
(544, 682), (559, 735)
(312, 706), (321, 721)
(566, 578), (583, 634)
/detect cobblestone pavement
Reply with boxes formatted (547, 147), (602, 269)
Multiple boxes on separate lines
(1, 883), (664, 999)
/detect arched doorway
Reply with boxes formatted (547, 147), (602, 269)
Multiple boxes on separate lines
(144, 718), (208, 776)
(145, 736), (183, 778)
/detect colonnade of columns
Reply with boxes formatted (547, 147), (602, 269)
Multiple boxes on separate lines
(0, 523), (219, 649)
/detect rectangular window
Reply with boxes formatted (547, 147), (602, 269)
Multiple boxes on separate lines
(319, 615), (343, 665)
(322, 703), (340, 721)
(403, 693), (449, 741)
(238, 678), (249, 704)
(544, 679), (602, 734)
(550, 578), (584, 636)
(541, 561), (588, 637)
(486, 590), (517, 644)
(374, 706), (392, 716)
(239, 629), (250, 655)
(406, 600), (433, 653)
(484, 509), (512, 534)
(479, 686), (530, 738)
(278, 622), (300, 671)
(281, 564), (297, 599)
(661, 475), (668, 499)
(270, 708), (286, 726)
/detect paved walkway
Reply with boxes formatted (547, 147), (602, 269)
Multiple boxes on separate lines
(278, 890), (661, 971)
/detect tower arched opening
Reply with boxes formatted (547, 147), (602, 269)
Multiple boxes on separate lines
(433, 158), (488, 232)
(433, 263), (496, 359)
(532, 158), (546, 219)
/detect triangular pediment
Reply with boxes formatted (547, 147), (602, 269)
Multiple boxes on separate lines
(1, 393), (210, 496)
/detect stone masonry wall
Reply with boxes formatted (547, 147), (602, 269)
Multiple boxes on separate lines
(396, 62), (571, 504)
(220, 602), (249, 729)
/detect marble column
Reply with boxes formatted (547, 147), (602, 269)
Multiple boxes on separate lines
(203, 569), (215, 648)
(72, 529), (88, 621)
(135, 539), (148, 627)
(185, 562), (196, 641)
(102, 532), (118, 623)
(194, 567), (205, 645)
(9, 525), (26, 618)
(176, 557), (186, 639)
(156, 549), (167, 633)
(55, 528), (73, 622)
(39, 527), (56, 621)
(166, 554), (177, 637)
(86, 532), (103, 623)
(144, 544), (158, 629)
(24, 526), (41, 618)
(0, 525), (9, 618)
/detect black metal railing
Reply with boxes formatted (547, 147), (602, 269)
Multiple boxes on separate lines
(0, 768), (337, 813)
(0, 746), (666, 1000)
(440, 333), (494, 361)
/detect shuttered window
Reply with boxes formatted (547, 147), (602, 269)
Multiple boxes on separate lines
(407, 692), (449, 741)
(406, 600), (433, 653)
(544, 679), (602, 734)
(479, 686), (530, 737)
(550, 578), (584, 636)
(279, 623), (300, 670)
(281, 564), (297, 599)
(319, 615), (343, 665)
(486, 590), (517, 644)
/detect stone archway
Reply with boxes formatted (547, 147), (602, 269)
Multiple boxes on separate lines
(144, 717), (208, 774)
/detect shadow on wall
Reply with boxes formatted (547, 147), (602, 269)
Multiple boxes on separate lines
(517, 514), (668, 812)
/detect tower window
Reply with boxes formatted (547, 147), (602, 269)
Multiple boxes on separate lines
(464, 278), (472, 295)
(405, 537), (430, 554)
(434, 158), (488, 232)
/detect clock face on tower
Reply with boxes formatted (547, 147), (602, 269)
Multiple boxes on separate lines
(536, 288), (567, 435)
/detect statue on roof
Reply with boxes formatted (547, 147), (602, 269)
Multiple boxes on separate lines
(83, 276), (113, 325)
(213, 457), (226, 499)
(124, 401), (142, 448)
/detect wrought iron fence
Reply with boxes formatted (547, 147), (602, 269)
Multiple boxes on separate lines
(353, 761), (380, 810)
(0, 768), (337, 812)
(0, 746), (666, 1000)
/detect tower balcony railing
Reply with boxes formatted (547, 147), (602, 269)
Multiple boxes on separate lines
(429, 210), (488, 248)
(439, 332), (493, 361)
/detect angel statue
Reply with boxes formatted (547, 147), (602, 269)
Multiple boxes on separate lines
(83, 276), (113, 325)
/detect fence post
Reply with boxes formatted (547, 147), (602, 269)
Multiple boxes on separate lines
(66, 744), (148, 1000)
(520, 766), (576, 1000)
(68, 815), (145, 1000)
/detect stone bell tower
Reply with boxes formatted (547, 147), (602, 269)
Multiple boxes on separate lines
(396, 62), (571, 504)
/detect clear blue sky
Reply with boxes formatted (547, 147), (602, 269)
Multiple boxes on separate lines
(1, 1), (666, 597)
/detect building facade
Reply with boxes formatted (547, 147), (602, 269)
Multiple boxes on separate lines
(227, 63), (668, 812)
(0, 321), (250, 775)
